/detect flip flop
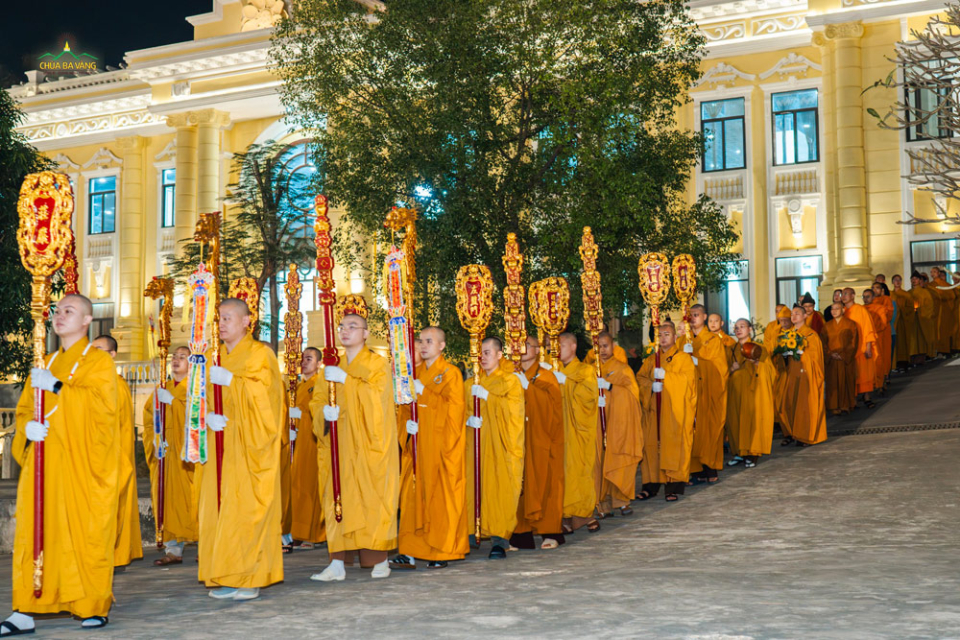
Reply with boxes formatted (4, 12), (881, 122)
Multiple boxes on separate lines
(154, 554), (183, 566)
(0, 620), (35, 636)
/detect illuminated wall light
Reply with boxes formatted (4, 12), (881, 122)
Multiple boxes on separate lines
(844, 248), (862, 267)
(350, 274), (365, 294)
(120, 302), (132, 318)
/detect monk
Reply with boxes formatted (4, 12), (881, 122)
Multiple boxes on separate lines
(766, 305), (792, 432)
(801, 292), (826, 335)
(310, 312), (399, 580)
(725, 319), (774, 468)
(512, 336), (565, 550)
(764, 305), (790, 355)
(680, 304), (728, 485)
(779, 305), (827, 447)
(822, 302), (859, 415)
(911, 271), (938, 361)
(289, 347), (324, 547)
(636, 322), (697, 501)
(872, 282), (896, 374)
(143, 346), (198, 565)
(891, 275), (916, 371)
(91, 334), (143, 568)
(462, 336), (524, 560)
(585, 338), (628, 366)
(594, 332), (644, 516)
(200, 298), (285, 600)
(708, 313), (737, 353)
(930, 266), (958, 355)
(842, 287), (878, 409)
(391, 327), (467, 570)
(823, 289), (843, 322)
(863, 288), (891, 393)
(557, 332), (600, 534)
(4, 294), (119, 632)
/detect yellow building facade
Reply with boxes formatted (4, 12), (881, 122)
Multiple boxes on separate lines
(6, 0), (957, 360)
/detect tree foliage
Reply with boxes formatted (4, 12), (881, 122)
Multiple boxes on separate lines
(274, 0), (738, 355)
(0, 89), (54, 382)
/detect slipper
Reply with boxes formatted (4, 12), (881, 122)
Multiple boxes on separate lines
(154, 554), (183, 566)
(80, 617), (108, 630)
(727, 456), (743, 467)
(294, 542), (315, 550)
(388, 554), (416, 570)
(282, 544), (293, 554)
(665, 494), (679, 502)
(744, 459), (756, 468)
(561, 524), (574, 535)
(540, 539), (559, 550)
(619, 506), (633, 516)
(586, 519), (601, 533)
(634, 491), (654, 501)
(0, 621), (35, 636)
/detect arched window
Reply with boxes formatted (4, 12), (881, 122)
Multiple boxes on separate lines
(278, 141), (321, 216)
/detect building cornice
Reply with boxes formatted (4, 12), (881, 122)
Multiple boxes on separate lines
(805, 0), (945, 27)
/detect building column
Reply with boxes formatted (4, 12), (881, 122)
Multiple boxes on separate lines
(827, 22), (873, 283)
(166, 113), (198, 251)
(814, 32), (841, 292)
(114, 135), (146, 360)
(195, 109), (231, 214)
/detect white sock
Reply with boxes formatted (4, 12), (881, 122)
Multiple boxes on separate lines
(282, 533), (293, 545)
(329, 559), (345, 573)
(372, 560), (389, 572)
(3, 613), (34, 633)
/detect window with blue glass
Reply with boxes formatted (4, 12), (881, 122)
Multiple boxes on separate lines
(161, 168), (176, 228)
(701, 98), (746, 172)
(705, 260), (750, 330)
(88, 176), (116, 234)
(772, 89), (819, 165)
(278, 142), (320, 215)
(776, 255), (823, 307)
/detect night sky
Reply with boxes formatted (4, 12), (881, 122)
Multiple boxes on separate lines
(1, 0), (213, 88)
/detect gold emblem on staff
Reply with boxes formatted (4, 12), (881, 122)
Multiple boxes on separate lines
(672, 255), (697, 339)
(531, 277), (570, 367)
(229, 277), (260, 334)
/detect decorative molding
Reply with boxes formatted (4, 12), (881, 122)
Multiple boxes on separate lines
(774, 167), (819, 196)
(165, 108), (232, 129)
(155, 139), (177, 162)
(688, 0), (803, 22)
(83, 147), (124, 169)
(787, 198), (804, 236)
(241, 0), (288, 32)
(759, 53), (823, 80)
(50, 153), (80, 171)
(704, 174), (746, 201)
(753, 14), (806, 36)
(21, 110), (166, 144)
(823, 21), (865, 40)
(172, 81), (191, 98)
(841, 0), (884, 6)
(160, 228), (176, 253)
(697, 62), (757, 88)
(702, 22), (747, 42)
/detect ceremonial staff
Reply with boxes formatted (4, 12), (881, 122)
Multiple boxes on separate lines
(314, 195), (343, 522)
(184, 265), (213, 472)
(456, 264), (494, 540)
(17, 171), (75, 597)
(194, 212), (225, 509)
(528, 279), (545, 364)
(502, 234), (527, 371)
(672, 255), (696, 341)
(229, 277), (260, 336)
(532, 277), (570, 368)
(284, 265), (303, 462)
(638, 253), (671, 442)
(144, 276), (174, 548)
(63, 233), (79, 295)
(579, 227), (607, 448)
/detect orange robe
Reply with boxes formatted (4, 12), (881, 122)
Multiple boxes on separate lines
(932, 276), (958, 353)
(290, 374), (324, 543)
(778, 326), (827, 445)
(596, 357), (644, 510)
(726, 343), (775, 457)
(823, 316), (859, 412)
(844, 303), (877, 394)
(679, 330), (728, 473)
(865, 300), (891, 387)
(514, 362), (565, 537)
(636, 345), (698, 483)
(398, 356), (467, 561)
(911, 286), (938, 358)
(891, 288), (917, 365)
(585, 344), (628, 366)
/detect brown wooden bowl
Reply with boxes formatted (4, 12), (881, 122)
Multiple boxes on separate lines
(741, 341), (762, 361)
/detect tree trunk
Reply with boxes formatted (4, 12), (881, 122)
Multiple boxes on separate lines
(269, 273), (280, 352)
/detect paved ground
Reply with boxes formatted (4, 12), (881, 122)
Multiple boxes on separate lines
(1, 362), (959, 638)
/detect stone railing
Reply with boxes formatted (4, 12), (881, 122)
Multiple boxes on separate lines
(1, 408), (18, 480)
(704, 173), (745, 201)
(774, 166), (819, 196)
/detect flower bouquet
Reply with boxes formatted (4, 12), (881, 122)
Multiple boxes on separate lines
(773, 329), (806, 362)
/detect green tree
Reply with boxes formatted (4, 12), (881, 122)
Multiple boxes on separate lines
(274, 0), (738, 355)
(0, 89), (54, 382)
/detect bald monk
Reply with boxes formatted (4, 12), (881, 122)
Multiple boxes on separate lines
(556, 333), (600, 534)
(779, 305), (827, 447)
(4, 294), (119, 632)
(90, 334), (143, 569)
(863, 288), (890, 393)
(764, 305), (790, 355)
(766, 305), (792, 434)
(391, 327), (467, 570)
(511, 336), (565, 550)
(462, 337), (525, 560)
(585, 328), (628, 366)
(708, 313), (737, 353)
(636, 322), (697, 501)
(842, 287), (878, 409)
(143, 346), (199, 565)
(679, 305), (728, 485)
(310, 313), (399, 580)
(822, 302), (859, 415)
(594, 332), (644, 516)
(289, 347), (324, 547)
(200, 298), (285, 600)
(823, 289), (843, 322)
(891, 275), (916, 371)
(910, 271), (938, 361)
(725, 319), (774, 468)
(931, 266), (958, 355)
(872, 282), (896, 373)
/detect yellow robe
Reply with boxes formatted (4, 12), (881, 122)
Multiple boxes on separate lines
(114, 376), (142, 566)
(559, 358), (598, 519)
(463, 366), (524, 540)
(143, 378), (199, 543)
(637, 345), (697, 484)
(764, 321), (788, 426)
(778, 326), (827, 445)
(597, 358), (644, 508)
(12, 338), (119, 618)
(291, 374), (324, 543)
(726, 343), (775, 457)
(911, 286), (938, 358)
(891, 288), (917, 364)
(310, 346), (399, 552)
(198, 334), (285, 588)
(680, 330), (729, 473)
(398, 356), (467, 561)
(280, 402), (292, 536)
(585, 344), (628, 366)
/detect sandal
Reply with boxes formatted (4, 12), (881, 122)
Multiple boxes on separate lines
(153, 554), (183, 566)
(561, 524), (574, 535)
(865, 401), (876, 409)
(80, 616), (108, 630)
(634, 491), (654, 501)
(388, 554), (417, 570)
(595, 511), (615, 520)
(744, 459), (756, 468)
(282, 544), (293, 554)
(586, 519), (601, 533)
(727, 456), (743, 467)
(665, 494), (679, 502)
(619, 506), (633, 516)
(0, 620), (34, 636)
(780, 437), (795, 447)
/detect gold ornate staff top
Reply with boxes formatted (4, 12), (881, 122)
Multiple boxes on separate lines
(502, 233), (527, 370)
(531, 277), (570, 367)
(579, 226), (604, 347)
(284, 265), (303, 379)
(194, 212), (222, 355)
(144, 277), (175, 370)
(527, 279), (545, 362)
(671, 255), (697, 340)
(336, 294), (369, 325)
(228, 276), (260, 334)
(638, 252), (672, 351)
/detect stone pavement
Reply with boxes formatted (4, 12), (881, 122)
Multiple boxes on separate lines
(0, 362), (959, 638)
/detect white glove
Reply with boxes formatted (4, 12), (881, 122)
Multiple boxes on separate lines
(784, 350), (794, 356)
(652, 381), (663, 393)
(654, 367), (666, 380)
(414, 379), (425, 395)
(289, 407), (302, 420)
(597, 377), (612, 391)
(466, 415), (482, 429)
(209, 365), (233, 387)
(406, 420), (419, 435)
(289, 428), (298, 442)
(692, 356), (699, 366)
(598, 395), (606, 408)
(514, 372), (529, 390)
(206, 413), (227, 432)
(797, 349), (804, 355)
(31, 368), (60, 393)
(539, 362), (553, 370)
(683, 343), (694, 354)
(157, 389), (174, 405)
(323, 405), (340, 422)
(25, 420), (48, 442)
(324, 366), (347, 383)
(553, 371), (567, 385)
(471, 384), (489, 401)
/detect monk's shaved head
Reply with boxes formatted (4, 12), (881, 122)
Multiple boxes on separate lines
(59, 293), (93, 317)
(342, 313), (368, 329)
(559, 332), (577, 346)
(173, 345), (190, 356)
(421, 326), (446, 343)
(220, 297), (251, 316)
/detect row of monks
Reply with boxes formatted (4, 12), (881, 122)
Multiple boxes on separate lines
(4, 266), (954, 631)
